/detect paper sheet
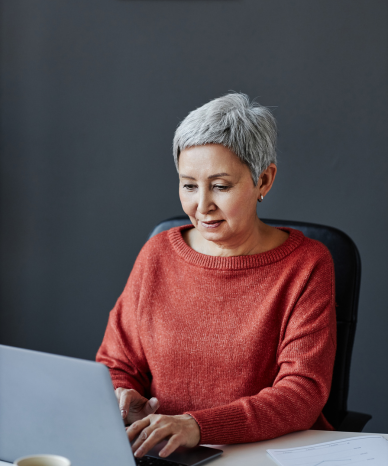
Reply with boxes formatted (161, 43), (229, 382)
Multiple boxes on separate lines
(267, 435), (388, 466)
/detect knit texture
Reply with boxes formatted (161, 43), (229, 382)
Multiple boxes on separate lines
(96, 225), (336, 444)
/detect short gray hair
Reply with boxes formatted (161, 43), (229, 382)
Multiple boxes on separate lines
(173, 93), (277, 185)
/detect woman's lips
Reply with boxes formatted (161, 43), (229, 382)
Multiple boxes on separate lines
(199, 220), (224, 229)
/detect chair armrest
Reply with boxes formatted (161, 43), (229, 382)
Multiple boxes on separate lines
(337, 411), (372, 432)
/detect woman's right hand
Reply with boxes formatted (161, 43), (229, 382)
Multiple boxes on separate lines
(115, 388), (159, 426)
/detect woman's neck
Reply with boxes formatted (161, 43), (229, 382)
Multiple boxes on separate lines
(183, 219), (289, 257)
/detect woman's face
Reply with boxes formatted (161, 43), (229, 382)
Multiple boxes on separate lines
(178, 144), (263, 248)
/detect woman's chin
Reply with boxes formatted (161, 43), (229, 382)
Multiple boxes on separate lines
(197, 223), (230, 243)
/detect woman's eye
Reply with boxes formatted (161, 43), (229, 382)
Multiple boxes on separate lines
(214, 185), (230, 191)
(183, 184), (196, 191)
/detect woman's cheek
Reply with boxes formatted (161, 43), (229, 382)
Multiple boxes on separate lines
(225, 199), (246, 219)
(180, 194), (195, 217)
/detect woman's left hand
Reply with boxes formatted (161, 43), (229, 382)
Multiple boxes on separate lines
(126, 413), (201, 458)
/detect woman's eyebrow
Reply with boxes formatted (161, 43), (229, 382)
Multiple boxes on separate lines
(180, 173), (231, 180)
(208, 173), (231, 179)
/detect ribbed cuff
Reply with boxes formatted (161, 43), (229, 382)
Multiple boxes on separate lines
(185, 404), (249, 445)
(109, 371), (146, 395)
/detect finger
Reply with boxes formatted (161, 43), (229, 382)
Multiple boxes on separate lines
(115, 387), (126, 409)
(131, 426), (151, 452)
(119, 390), (134, 419)
(134, 425), (172, 458)
(158, 434), (182, 458)
(131, 415), (162, 452)
(144, 397), (159, 415)
(131, 416), (157, 451)
(126, 417), (150, 442)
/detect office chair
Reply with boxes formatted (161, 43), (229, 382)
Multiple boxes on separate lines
(148, 216), (372, 432)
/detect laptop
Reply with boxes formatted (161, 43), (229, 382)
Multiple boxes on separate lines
(0, 344), (222, 466)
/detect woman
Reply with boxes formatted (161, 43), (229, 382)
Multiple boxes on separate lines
(96, 93), (336, 459)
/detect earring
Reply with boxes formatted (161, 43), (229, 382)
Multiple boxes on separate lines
(258, 195), (264, 203)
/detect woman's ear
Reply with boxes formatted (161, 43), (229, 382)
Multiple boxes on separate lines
(258, 163), (277, 201)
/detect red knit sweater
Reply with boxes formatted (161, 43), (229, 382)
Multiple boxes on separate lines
(96, 225), (336, 444)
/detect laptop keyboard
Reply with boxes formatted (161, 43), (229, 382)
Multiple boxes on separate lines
(135, 456), (186, 466)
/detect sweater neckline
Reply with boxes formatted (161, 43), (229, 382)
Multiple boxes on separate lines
(168, 225), (305, 270)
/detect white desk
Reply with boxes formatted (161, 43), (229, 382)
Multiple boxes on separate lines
(1, 430), (387, 466)
(208, 430), (388, 465)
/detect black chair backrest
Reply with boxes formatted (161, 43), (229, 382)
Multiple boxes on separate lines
(148, 216), (361, 429)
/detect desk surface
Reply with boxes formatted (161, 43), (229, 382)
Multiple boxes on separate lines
(1, 430), (387, 466)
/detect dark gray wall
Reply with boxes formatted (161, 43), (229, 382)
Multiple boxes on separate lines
(1, 0), (387, 433)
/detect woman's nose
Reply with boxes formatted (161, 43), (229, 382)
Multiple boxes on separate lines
(197, 190), (215, 214)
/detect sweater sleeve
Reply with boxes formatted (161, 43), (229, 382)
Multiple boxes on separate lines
(186, 251), (337, 444)
(96, 254), (151, 396)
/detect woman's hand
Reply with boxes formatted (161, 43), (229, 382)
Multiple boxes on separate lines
(115, 387), (159, 425)
(127, 413), (201, 459)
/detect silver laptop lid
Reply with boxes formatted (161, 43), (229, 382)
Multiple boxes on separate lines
(0, 344), (135, 466)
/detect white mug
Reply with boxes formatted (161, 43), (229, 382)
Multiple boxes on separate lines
(14, 455), (71, 466)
